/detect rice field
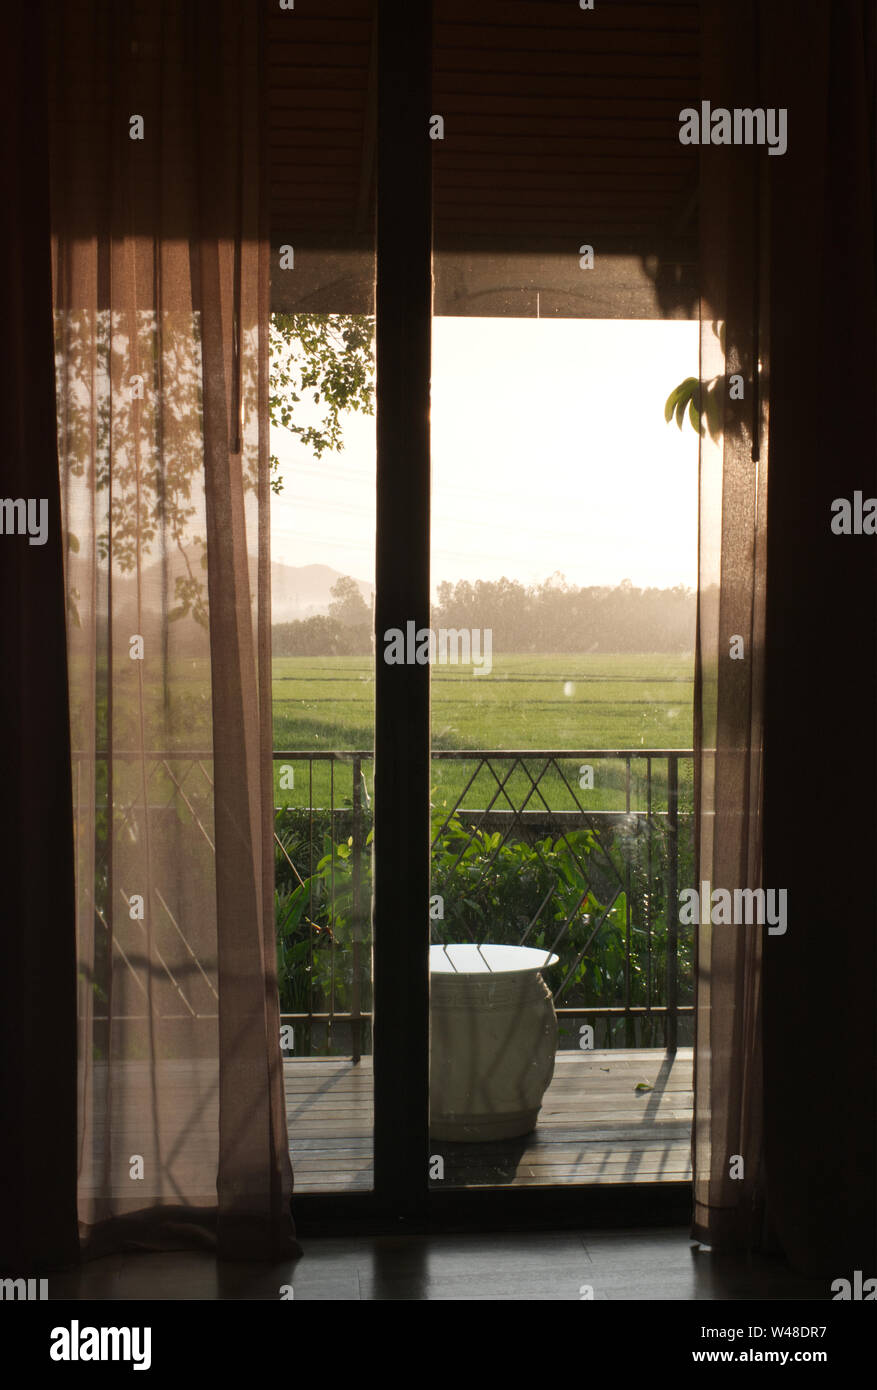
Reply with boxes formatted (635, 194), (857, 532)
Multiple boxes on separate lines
(271, 651), (694, 813)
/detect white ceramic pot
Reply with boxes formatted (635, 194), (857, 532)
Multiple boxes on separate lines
(429, 943), (559, 1142)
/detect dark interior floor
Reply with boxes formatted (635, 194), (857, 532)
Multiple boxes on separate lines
(48, 1226), (829, 1301)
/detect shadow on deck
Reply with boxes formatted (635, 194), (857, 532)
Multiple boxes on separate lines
(286, 1047), (693, 1192)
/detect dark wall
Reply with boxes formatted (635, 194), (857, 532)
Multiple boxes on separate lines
(762, 0), (877, 1276)
(0, 0), (79, 1273)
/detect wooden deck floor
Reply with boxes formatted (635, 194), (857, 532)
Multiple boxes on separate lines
(287, 1047), (693, 1192)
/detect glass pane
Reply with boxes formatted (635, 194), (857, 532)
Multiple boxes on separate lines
(429, 0), (699, 1191)
(269, 0), (376, 1194)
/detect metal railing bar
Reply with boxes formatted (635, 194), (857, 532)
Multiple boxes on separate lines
(273, 1007), (693, 1021)
(428, 756), (511, 872)
(159, 760), (215, 853)
(76, 748), (692, 1056)
(555, 1005), (693, 1018)
(461, 759), (554, 891)
(308, 757), (315, 1027)
(430, 756), (487, 847)
(515, 758), (610, 879)
(95, 906), (152, 1008)
(646, 756), (653, 1017)
(75, 747), (694, 760)
(666, 752), (680, 1051)
(92, 1014), (220, 1021)
(153, 887), (219, 1003)
(553, 885), (625, 1006)
(93, 1006), (693, 1024)
(273, 750), (373, 761)
(119, 886), (197, 1019)
(351, 755), (363, 1065)
(329, 760), (336, 1042)
(92, 1006), (693, 1024)
(280, 1011), (375, 1020)
(464, 808), (673, 820)
(88, 760), (165, 875)
(432, 748), (696, 760)
(460, 763), (586, 929)
(513, 755), (633, 892)
(625, 758), (633, 1027)
(517, 882), (557, 948)
(74, 748), (376, 762)
(273, 829), (310, 894)
(545, 886), (592, 960)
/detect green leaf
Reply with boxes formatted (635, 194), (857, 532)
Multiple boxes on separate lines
(67, 531), (80, 553)
(663, 387), (681, 424)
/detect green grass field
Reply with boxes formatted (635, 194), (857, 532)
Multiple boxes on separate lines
(72, 650), (694, 814)
(271, 652), (694, 814)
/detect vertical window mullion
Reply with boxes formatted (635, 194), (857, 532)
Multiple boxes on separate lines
(373, 0), (433, 1214)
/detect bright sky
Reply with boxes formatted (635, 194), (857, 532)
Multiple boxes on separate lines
(270, 316), (699, 595)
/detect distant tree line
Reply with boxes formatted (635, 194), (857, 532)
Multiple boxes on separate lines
(272, 575), (372, 656)
(272, 574), (696, 656)
(272, 613), (372, 656)
(433, 575), (695, 653)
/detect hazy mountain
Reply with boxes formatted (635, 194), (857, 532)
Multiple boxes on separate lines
(66, 548), (374, 623)
(270, 562), (373, 621)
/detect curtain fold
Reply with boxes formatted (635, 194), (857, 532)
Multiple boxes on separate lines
(691, 0), (770, 1250)
(49, 0), (295, 1258)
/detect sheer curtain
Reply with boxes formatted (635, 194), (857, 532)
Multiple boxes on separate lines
(49, 0), (295, 1257)
(691, 0), (770, 1250)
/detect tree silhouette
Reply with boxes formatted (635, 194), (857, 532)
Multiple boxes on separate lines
(269, 314), (374, 494)
(329, 574), (371, 628)
(56, 311), (376, 628)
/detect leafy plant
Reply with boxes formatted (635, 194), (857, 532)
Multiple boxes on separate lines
(273, 796), (695, 1052)
(274, 809), (372, 1020)
(431, 812), (626, 1004)
(269, 314), (374, 494)
(664, 375), (703, 434)
(59, 310), (375, 621)
(664, 320), (728, 441)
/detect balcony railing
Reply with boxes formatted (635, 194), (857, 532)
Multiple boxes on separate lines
(271, 749), (695, 1058)
(74, 748), (695, 1059)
